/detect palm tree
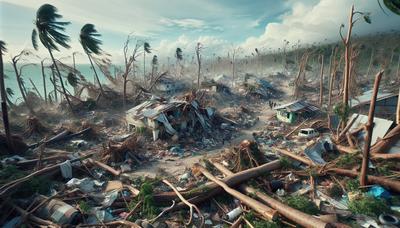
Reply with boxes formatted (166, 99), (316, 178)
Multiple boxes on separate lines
(79, 24), (104, 95)
(31, 4), (73, 111)
(175, 47), (183, 77)
(143, 42), (151, 80)
(151, 55), (158, 82)
(0, 41), (13, 152)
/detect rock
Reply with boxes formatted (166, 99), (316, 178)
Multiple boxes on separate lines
(141, 220), (154, 228)
(153, 221), (168, 228)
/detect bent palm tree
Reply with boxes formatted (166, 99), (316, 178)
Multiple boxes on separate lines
(143, 42), (151, 80)
(0, 41), (13, 151)
(79, 24), (104, 95)
(176, 47), (183, 77)
(32, 4), (73, 111)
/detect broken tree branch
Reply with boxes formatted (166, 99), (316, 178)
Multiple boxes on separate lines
(195, 164), (278, 221)
(162, 179), (204, 227)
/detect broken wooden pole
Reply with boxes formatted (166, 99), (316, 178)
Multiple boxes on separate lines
(274, 147), (314, 166)
(195, 164), (278, 221)
(397, 88), (400, 125)
(212, 162), (330, 228)
(319, 54), (324, 107)
(87, 158), (121, 176)
(360, 70), (384, 186)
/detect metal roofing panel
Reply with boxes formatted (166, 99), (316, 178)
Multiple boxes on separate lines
(350, 90), (395, 108)
(273, 100), (317, 112)
(349, 113), (393, 145)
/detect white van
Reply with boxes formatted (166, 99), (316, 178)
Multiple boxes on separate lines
(298, 128), (319, 138)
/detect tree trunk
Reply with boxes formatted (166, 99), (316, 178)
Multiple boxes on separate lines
(360, 70), (383, 186)
(11, 62), (34, 114)
(41, 61), (47, 104)
(0, 47), (13, 152)
(51, 66), (58, 103)
(196, 54), (201, 89)
(196, 164), (278, 221)
(366, 49), (374, 78)
(87, 53), (104, 96)
(396, 53), (400, 79)
(29, 78), (43, 100)
(143, 51), (146, 81)
(153, 160), (281, 206)
(212, 163), (329, 228)
(397, 87), (400, 125)
(343, 5), (354, 107)
(48, 49), (73, 112)
(319, 54), (324, 107)
(123, 75), (128, 110)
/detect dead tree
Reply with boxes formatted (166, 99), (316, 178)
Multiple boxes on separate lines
(195, 42), (202, 89)
(397, 88), (400, 125)
(293, 52), (310, 98)
(230, 46), (241, 88)
(122, 35), (142, 110)
(339, 5), (371, 107)
(366, 48), (374, 78)
(0, 41), (13, 152)
(319, 54), (324, 107)
(360, 70), (384, 186)
(11, 50), (37, 114)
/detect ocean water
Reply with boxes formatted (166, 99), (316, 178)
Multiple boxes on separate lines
(3, 63), (115, 103)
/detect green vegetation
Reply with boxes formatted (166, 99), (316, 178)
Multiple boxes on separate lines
(327, 184), (343, 198)
(0, 165), (50, 197)
(279, 156), (294, 169)
(345, 178), (360, 192)
(348, 195), (390, 217)
(284, 195), (319, 215)
(79, 200), (91, 214)
(336, 153), (361, 169)
(138, 182), (159, 219)
(333, 102), (350, 124)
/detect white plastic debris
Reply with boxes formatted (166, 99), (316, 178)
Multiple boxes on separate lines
(226, 206), (243, 221)
(66, 178), (104, 193)
(60, 160), (72, 179)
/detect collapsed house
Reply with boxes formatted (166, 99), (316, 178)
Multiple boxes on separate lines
(242, 76), (281, 99)
(154, 76), (186, 94)
(126, 96), (216, 141)
(274, 100), (320, 124)
(350, 90), (398, 120)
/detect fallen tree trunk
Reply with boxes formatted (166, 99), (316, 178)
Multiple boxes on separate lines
(273, 147), (400, 193)
(153, 160), (281, 204)
(328, 168), (400, 192)
(212, 162), (330, 228)
(195, 164), (278, 221)
(29, 128), (92, 149)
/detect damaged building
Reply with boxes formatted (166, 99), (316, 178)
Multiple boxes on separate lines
(274, 100), (320, 124)
(126, 96), (216, 141)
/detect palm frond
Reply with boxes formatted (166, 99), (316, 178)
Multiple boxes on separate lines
(144, 42), (151, 54)
(176, 47), (183, 60)
(152, 55), (158, 65)
(6, 88), (14, 97)
(32, 29), (38, 50)
(80, 24), (103, 55)
(0, 40), (6, 53)
(383, 0), (400, 15)
(67, 72), (79, 87)
(34, 4), (71, 51)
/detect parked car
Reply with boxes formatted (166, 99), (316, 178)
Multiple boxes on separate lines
(298, 128), (319, 138)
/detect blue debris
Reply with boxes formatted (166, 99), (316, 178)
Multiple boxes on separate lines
(367, 185), (391, 199)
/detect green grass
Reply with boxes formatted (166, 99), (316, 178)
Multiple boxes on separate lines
(284, 195), (319, 215)
(348, 195), (390, 217)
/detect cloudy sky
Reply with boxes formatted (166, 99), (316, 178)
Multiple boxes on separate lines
(0, 0), (399, 63)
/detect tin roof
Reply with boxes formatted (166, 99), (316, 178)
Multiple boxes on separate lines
(350, 90), (396, 108)
(273, 100), (319, 113)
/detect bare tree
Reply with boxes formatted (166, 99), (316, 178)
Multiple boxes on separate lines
(339, 5), (371, 107)
(319, 54), (324, 107)
(122, 35), (142, 110)
(0, 41), (13, 152)
(230, 46), (241, 88)
(11, 50), (36, 114)
(195, 42), (203, 89)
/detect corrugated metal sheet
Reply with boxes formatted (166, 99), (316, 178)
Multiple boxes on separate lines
(350, 90), (396, 108)
(348, 113), (393, 145)
(273, 100), (319, 113)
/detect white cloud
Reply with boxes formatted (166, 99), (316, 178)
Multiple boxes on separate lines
(160, 18), (206, 29)
(241, 0), (400, 53)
